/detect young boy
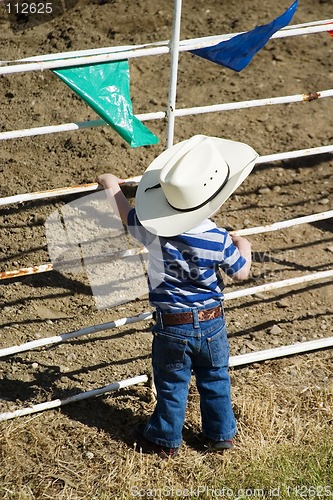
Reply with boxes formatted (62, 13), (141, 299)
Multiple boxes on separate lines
(96, 135), (257, 458)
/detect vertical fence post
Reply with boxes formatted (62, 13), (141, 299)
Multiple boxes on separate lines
(166, 0), (182, 149)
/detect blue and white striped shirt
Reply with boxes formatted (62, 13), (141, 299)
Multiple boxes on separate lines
(127, 208), (246, 311)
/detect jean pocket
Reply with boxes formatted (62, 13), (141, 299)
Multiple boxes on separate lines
(153, 332), (187, 372)
(206, 328), (229, 367)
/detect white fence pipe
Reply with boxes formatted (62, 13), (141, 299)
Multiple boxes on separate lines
(1, 141), (332, 207)
(0, 113), (165, 141)
(269, 22), (333, 38)
(284, 18), (333, 28)
(1, 19), (332, 65)
(184, 21), (333, 49)
(1, 89), (331, 142)
(0, 20), (332, 76)
(0, 42), (159, 64)
(233, 210), (333, 237)
(1, 209), (332, 281)
(224, 269), (333, 301)
(0, 46), (170, 76)
(257, 144), (333, 164)
(0, 177), (147, 206)
(173, 89), (333, 117)
(1, 270), (331, 358)
(167, 0), (182, 149)
(0, 263), (54, 281)
(229, 336), (333, 368)
(0, 312), (153, 358)
(0, 182), (100, 206)
(0, 374), (148, 422)
(2, 19), (332, 65)
(0, 247), (147, 282)
(1, 210), (332, 282)
(0, 120), (105, 141)
(1, 334), (333, 421)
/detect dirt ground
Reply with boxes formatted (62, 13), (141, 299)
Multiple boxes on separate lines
(0, 0), (332, 497)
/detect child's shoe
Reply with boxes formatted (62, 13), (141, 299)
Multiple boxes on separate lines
(207, 438), (234, 452)
(133, 424), (179, 458)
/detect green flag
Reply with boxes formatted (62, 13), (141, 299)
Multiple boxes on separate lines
(53, 60), (159, 148)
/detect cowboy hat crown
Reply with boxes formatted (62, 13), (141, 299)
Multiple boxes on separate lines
(160, 135), (230, 212)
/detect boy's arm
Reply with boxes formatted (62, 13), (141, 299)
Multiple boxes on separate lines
(95, 173), (132, 226)
(230, 234), (252, 281)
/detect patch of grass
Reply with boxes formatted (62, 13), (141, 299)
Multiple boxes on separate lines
(1, 357), (332, 499)
(219, 440), (333, 499)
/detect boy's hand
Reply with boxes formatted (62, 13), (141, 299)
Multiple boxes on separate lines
(95, 173), (125, 189)
(230, 234), (252, 249)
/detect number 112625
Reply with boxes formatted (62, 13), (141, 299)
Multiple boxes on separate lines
(5, 2), (53, 14)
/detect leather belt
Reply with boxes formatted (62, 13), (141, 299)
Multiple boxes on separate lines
(160, 305), (223, 326)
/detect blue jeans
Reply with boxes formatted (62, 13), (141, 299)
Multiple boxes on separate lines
(144, 304), (237, 448)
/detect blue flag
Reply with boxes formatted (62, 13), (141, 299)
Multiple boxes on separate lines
(191, 0), (298, 72)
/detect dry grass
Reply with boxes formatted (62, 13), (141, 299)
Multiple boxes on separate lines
(1, 352), (332, 499)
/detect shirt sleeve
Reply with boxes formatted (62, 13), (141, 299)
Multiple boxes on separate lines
(220, 232), (247, 277)
(127, 208), (156, 247)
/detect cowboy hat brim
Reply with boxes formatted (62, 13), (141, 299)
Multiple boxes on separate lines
(135, 135), (258, 237)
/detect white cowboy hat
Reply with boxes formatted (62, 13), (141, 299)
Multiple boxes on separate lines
(135, 134), (258, 237)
